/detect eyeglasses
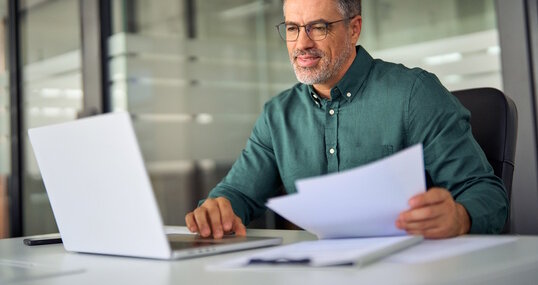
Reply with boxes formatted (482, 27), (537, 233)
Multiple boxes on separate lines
(276, 16), (355, 42)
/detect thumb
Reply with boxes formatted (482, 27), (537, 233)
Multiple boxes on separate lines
(232, 216), (247, 236)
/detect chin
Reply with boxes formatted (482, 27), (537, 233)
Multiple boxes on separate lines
(294, 72), (328, 85)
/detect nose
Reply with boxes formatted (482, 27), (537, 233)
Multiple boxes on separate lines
(295, 26), (315, 50)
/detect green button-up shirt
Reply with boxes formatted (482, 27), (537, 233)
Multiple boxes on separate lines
(207, 46), (508, 234)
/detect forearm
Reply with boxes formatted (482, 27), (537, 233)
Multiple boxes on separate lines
(455, 183), (508, 234)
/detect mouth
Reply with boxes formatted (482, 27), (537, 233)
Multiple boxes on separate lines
(295, 54), (321, 68)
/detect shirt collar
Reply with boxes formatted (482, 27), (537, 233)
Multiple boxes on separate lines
(335, 45), (374, 102)
(307, 45), (374, 106)
(308, 85), (322, 107)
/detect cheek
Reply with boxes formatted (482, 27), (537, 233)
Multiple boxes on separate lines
(314, 42), (331, 57)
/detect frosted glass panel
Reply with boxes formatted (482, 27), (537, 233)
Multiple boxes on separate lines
(21, 0), (83, 235)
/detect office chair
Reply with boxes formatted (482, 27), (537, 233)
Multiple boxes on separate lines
(452, 87), (518, 232)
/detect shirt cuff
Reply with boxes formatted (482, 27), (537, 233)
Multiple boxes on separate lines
(456, 198), (506, 234)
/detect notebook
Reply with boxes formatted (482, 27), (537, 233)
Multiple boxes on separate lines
(28, 112), (282, 260)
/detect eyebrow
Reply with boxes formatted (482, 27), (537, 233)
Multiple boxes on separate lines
(283, 18), (330, 25)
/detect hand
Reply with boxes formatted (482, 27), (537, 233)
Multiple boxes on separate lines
(185, 197), (247, 239)
(396, 187), (470, 239)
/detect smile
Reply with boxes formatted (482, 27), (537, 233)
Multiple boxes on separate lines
(296, 55), (321, 68)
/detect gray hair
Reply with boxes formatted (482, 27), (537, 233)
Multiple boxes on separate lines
(334, 0), (361, 18)
(283, 0), (361, 18)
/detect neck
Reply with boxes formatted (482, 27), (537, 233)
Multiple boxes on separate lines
(312, 85), (332, 99)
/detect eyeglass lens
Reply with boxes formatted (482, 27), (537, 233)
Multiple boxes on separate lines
(278, 22), (328, 41)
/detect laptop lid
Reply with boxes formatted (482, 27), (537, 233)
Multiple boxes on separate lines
(29, 113), (173, 259)
(29, 113), (282, 259)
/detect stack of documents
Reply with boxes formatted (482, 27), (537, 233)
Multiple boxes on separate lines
(267, 144), (426, 239)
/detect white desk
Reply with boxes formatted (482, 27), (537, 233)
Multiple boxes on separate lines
(2, 229), (538, 285)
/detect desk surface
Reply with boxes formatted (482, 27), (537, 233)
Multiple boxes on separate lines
(2, 229), (538, 285)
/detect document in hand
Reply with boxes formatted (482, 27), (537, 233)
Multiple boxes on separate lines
(266, 144), (426, 239)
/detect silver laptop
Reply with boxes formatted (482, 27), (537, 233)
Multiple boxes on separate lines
(28, 112), (282, 260)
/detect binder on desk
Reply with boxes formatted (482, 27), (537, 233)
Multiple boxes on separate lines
(214, 235), (422, 268)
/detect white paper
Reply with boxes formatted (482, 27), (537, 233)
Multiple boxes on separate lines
(387, 236), (518, 263)
(0, 259), (84, 283)
(210, 236), (422, 269)
(266, 144), (426, 239)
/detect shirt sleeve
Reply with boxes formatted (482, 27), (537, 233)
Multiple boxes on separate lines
(406, 71), (509, 234)
(201, 104), (281, 225)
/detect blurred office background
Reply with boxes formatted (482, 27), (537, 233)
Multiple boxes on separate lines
(1, 0), (537, 238)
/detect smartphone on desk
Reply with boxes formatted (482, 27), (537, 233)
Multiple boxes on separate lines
(23, 233), (62, 246)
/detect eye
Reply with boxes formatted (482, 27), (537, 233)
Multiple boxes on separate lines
(311, 24), (327, 32)
(286, 25), (298, 32)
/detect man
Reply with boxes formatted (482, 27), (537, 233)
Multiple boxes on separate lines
(185, 0), (508, 239)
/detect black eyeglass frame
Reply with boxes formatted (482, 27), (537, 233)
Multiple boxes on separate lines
(275, 16), (357, 42)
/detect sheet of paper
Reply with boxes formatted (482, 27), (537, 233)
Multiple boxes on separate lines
(0, 259), (84, 284)
(210, 236), (422, 269)
(386, 236), (518, 263)
(266, 144), (426, 239)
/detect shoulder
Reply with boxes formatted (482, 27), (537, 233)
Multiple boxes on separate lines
(369, 58), (426, 87)
(371, 58), (461, 106)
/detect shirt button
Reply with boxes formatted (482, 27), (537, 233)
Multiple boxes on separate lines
(329, 148), (335, 154)
(313, 94), (318, 99)
(329, 109), (335, 116)
(346, 92), (351, 98)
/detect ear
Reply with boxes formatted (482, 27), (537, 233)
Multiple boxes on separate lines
(350, 15), (362, 43)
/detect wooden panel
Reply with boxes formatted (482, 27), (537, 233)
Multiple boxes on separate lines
(0, 176), (8, 238)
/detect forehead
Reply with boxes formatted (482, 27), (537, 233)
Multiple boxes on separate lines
(284, 0), (341, 22)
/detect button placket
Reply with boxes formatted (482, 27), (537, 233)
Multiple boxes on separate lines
(324, 98), (340, 172)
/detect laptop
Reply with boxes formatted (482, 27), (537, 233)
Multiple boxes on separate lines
(28, 112), (282, 260)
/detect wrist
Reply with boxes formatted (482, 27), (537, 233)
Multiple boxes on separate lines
(456, 203), (471, 235)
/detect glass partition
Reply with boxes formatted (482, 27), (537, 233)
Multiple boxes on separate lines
(109, 0), (295, 226)
(363, 0), (501, 91)
(21, 0), (83, 235)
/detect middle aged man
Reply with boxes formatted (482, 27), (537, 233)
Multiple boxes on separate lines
(185, 0), (508, 239)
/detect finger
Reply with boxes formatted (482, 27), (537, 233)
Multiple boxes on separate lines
(405, 229), (439, 237)
(185, 212), (199, 233)
(193, 207), (211, 237)
(409, 188), (450, 208)
(232, 216), (247, 236)
(420, 227), (455, 239)
(399, 203), (445, 223)
(216, 198), (234, 232)
(399, 215), (443, 231)
(205, 203), (224, 239)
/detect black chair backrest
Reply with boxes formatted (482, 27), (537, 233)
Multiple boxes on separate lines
(451, 87), (518, 202)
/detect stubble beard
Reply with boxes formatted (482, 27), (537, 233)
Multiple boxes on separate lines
(290, 37), (353, 85)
